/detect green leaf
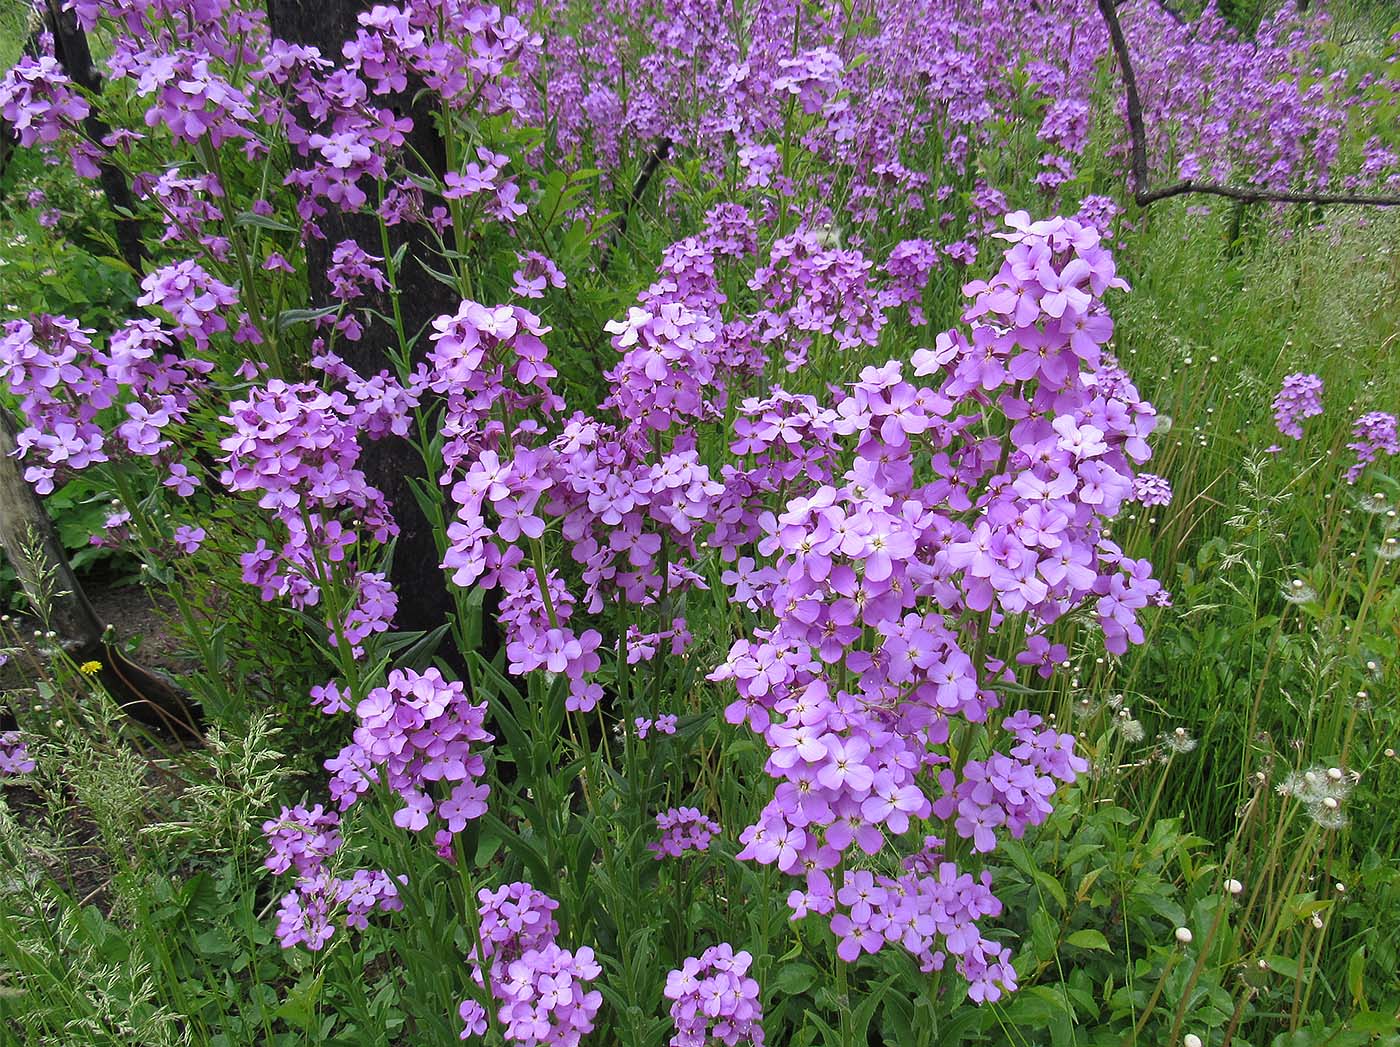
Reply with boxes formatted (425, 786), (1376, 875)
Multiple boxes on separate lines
(1347, 945), (1366, 1006)
(276, 305), (339, 333)
(1351, 1012), (1398, 1034)
(275, 972), (325, 1029)
(770, 962), (818, 995)
(1066, 929), (1111, 952)
(234, 211), (298, 233)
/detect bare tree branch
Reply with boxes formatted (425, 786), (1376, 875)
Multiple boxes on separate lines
(599, 136), (672, 276)
(1095, 0), (1400, 209)
(1119, 0), (1186, 27)
(1138, 180), (1400, 207)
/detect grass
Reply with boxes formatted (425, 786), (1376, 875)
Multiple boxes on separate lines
(2, 6), (1399, 1044)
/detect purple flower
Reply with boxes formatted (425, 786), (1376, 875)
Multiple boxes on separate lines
(663, 943), (765, 1046)
(0, 732), (36, 776)
(649, 807), (722, 859)
(173, 525), (206, 553)
(463, 882), (603, 1047)
(1345, 412), (1398, 483)
(1273, 373), (1324, 440)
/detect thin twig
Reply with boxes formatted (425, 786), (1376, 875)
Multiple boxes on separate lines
(598, 136), (673, 275)
(1095, 0), (1400, 209)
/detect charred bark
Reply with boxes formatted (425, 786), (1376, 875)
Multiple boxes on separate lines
(41, 0), (147, 274)
(264, 0), (485, 666)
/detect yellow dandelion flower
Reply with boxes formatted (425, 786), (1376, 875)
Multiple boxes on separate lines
(79, 660), (102, 676)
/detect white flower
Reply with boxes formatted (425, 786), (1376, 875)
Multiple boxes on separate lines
(1225, 878), (1243, 896)
(1175, 927), (1193, 945)
(1184, 1035), (1203, 1047)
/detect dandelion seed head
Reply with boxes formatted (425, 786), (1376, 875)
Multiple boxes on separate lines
(1161, 727), (1198, 754)
(1308, 800), (1348, 830)
(1072, 697), (1100, 720)
(1357, 491), (1388, 514)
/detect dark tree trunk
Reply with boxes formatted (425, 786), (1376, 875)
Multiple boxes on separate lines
(264, 0), (477, 664)
(41, 0), (146, 275)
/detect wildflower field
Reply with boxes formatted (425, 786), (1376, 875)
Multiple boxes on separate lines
(0, 0), (1398, 1044)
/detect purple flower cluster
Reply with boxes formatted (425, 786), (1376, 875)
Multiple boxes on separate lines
(750, 228), (888, 362)
(512, 252), (567, 300)
(274, 868), (404, 951)
(220, 376), (406, 655)
(0, 55), (97, 174)
(663, 943), (765, 1047)
(795, 858), (1015, 1002)
(626, 619), (692, 665)
(136, 261), (240, 352)
(1345, 412), (1399, 484)
(1273, 373), (1325, 440)
(0, 732), (35, 776)
(933, 711), (1087, 852)
(263, 802), (404, 950)
(708, 213), (1162, 1001)
(425, 295), (735, 713)
(263, 803), (343, 877)
(634, 713), (678, 738)
(325, 668), (492, 848)
(462, 882), (603, 1047)
(649, 807), (722, 860)
(1131, 473), (1173, 508)
(0, 315), (213, 493)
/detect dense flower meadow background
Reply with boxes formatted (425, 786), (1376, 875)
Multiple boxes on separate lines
(0, 0), (1398, 1044)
